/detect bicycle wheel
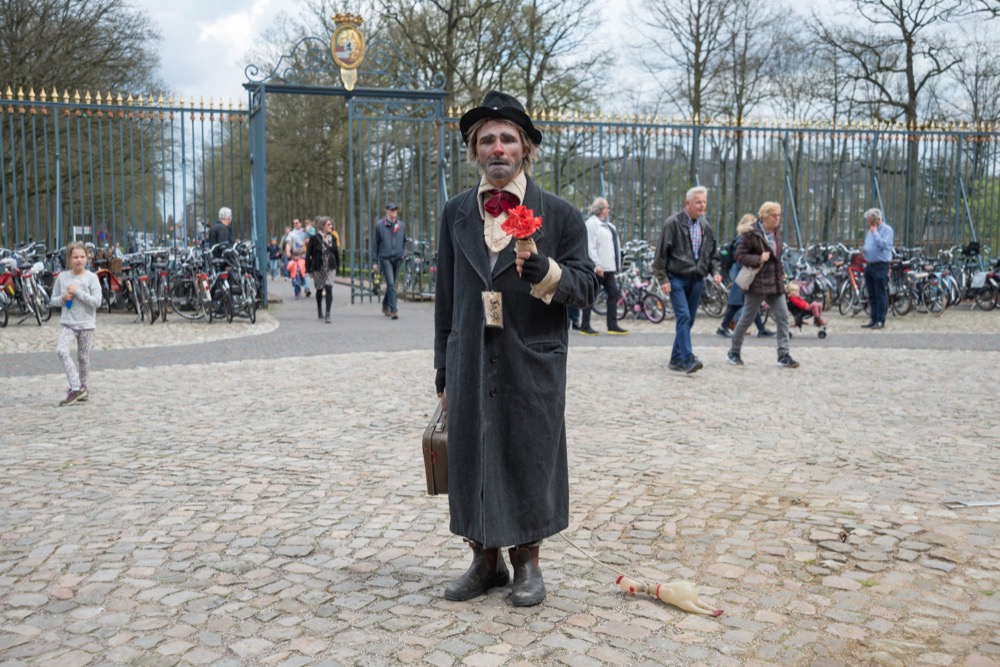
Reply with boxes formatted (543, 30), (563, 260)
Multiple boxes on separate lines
(139, 281), (155, 324)
(0, 297), (7, 327)
(890, 284), (912, 317)
(157, 280), (169, 322)
(243, 277), (257, 324)
(700, 281), (725, 317)
(592, 287), (608, 316)
(974, 283), (997, 311)
(33, 283), (52, 322)
(222, 288), (234, 323)
(641, 292), (666, 323)
(169, 279), (203, 320)
(837, 283), (852, 316)
(616, 292), (629, 321)
(923, 282), (946, 316)
(23, 284), (42, 326)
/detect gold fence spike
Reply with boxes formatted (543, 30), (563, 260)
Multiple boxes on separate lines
(51, 87), (58, 100)
(97, 91), (103, 104)
(72, 89), (79, 103)
(16, 86), (24, 100)
(63, 89), (70, 103)
(126, 93), (134, 106)
(116, 92), (123, 104)
(84, 90), (91, 104)
(208, 97), (214, 110)
(237, 98), (243, 110)
(4, 85), (12, 97)
(28, 88), (36, 102)
(40, 89), (47, 102)
(199, 96), (204, 108)
(147, 93), (154, 106)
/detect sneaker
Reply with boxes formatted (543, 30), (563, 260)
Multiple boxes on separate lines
(60, 389), (85, 406)
(77, 387), (89, 402)
(325, 315), (331, 323)
(578, 326), (599, 336)
(607, 326), (629, 335)
(716, 327), (731, 338)
(391, 311), (399, 320)
(757, 328), (775, 337)
(383, 308), (391, 317)
(668, 360), (684, 371)
(684, 357), (704, 374)
(305, 289), (312, 297)
(777, 354), (800, 368)
(570, 321), (581, 330)
(727, 350), (743, 366)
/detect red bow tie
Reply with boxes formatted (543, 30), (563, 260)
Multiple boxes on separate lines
(484, 190), (520, 217)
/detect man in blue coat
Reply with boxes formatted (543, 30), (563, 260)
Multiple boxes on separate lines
(434, 91), (598, 607)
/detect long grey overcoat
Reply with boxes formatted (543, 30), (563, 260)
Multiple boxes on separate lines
(434, 178), (597, 548)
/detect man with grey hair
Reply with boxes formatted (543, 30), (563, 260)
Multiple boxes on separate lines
(579, 196), (627, 335)
(652, 186), (723, 373)
(208, 206), (235, 257)
(861, 207), (893, 329)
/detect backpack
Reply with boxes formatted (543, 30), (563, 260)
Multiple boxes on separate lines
(720, 236), (739, 274)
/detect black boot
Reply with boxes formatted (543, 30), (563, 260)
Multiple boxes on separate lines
(508, 541), (545, 607)
(444, 541), (509, 601)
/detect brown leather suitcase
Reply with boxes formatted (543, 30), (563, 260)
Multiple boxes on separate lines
(421, 403), (448, 495)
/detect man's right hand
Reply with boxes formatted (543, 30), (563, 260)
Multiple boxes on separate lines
(661, 281), (671, 295)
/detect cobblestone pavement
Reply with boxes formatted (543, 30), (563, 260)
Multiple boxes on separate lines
(2, 279), (999, 667)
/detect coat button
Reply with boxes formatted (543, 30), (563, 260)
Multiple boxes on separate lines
(490, 354), (499, 363)
(489, 388), (497, 397)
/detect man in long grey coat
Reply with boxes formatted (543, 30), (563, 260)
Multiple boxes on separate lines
(434, 91), (597, 607)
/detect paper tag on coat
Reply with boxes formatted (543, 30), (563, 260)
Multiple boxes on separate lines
(482, 291), (503, 328)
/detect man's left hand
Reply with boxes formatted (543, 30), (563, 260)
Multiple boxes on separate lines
(516, 250), (549, 283)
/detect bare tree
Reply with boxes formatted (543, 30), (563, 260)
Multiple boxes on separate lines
(629, 0), (730, 182)
(813, 0), (964, 237)
(630, 0), (729, 122)
(0, 0), (161, 92)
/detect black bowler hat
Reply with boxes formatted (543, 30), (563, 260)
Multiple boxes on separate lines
(459, 91), (543, 146)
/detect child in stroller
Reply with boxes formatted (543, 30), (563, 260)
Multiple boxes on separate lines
(786, 282), (828, 338)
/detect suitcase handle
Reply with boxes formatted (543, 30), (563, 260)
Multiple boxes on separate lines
(434, 409), (447, 433)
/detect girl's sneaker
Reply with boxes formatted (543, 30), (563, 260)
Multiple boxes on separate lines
(78, 386), (88, 401)
(60, 389), (86, 406)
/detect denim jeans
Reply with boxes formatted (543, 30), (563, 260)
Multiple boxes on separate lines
(268, 258), (280, 279)
(379, 257), (402, 313)
(864, 261), (889, 324)
(668, 275), (703, 364)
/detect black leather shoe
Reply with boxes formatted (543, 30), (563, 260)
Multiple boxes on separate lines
(861, 321), (876, 328)
(444, 543), (509, 601)
(871, 322), (884, 329)
(757, 328), (775, 337)
(716, 327), (731, 337)
(508, 544), (545, 607)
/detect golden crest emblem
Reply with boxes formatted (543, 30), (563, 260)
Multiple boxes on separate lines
(330, 13), (366, 91)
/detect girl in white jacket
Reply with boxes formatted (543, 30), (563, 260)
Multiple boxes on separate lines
(49, 242), (102, 405)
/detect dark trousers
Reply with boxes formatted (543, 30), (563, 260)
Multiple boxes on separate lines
(582, 271), (620, 329)
(864, 261), (889, 324)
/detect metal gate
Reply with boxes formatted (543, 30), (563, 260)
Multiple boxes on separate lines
(243, 24), (446, 304)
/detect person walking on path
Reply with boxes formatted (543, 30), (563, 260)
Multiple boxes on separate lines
(717, 213), (774, 338)
(371, 203), (406, 319)
(861, 207), (893, 330)
(49, 242), (102, 405)
(306, 216), (341, 323)
(434, 91), (597, 608)
(579, 197), (628, 336)
(652, 186), (723, 374)
(726, 201), (799, 368)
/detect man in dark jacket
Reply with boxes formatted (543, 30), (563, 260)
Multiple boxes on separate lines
(434, 91), (597, 607)
(370, 203), (406, 319)
(652, 186), (723, 374)
(207, 207), (235, 257)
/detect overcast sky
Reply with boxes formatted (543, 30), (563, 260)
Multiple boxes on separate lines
(137, 0), (827, 106)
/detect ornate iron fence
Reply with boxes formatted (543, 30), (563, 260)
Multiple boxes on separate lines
(0, 87), (250, 253)
(4, 83), (998, 287)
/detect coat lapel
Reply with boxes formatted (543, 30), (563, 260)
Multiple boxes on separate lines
(453, 188), (492, 287)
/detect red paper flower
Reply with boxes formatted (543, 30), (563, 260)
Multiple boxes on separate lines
(500, 205), (543, 239)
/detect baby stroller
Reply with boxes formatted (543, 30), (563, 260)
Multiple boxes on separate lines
(786, 282), (828, 339)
